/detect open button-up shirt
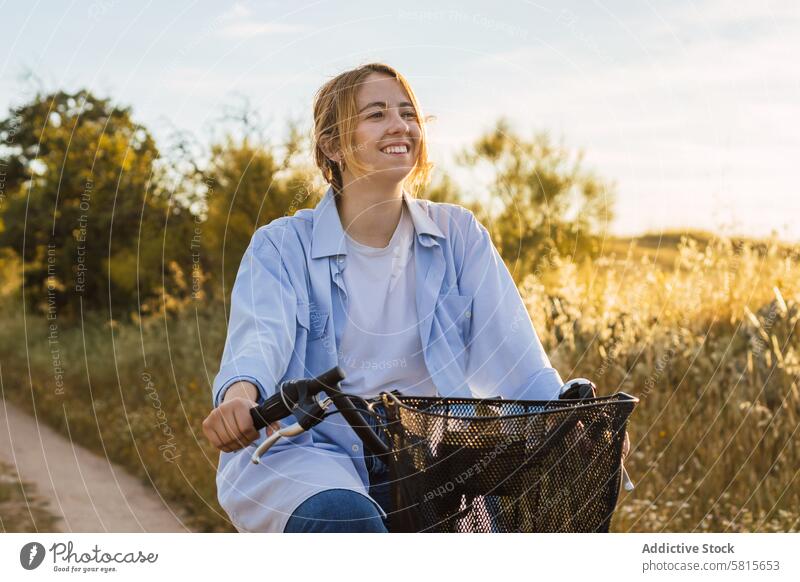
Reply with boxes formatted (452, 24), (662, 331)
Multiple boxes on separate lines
(212, 185), (564, 532)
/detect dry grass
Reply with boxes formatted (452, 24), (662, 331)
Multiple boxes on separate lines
(526, 235), (800, 531)
(0, 233), (797, 532)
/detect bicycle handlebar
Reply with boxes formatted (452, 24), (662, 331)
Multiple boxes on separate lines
(249, 366), (346, 429)
(249, 366), (391, 459)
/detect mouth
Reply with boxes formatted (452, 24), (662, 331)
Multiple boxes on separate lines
(380, 143), (411, 156)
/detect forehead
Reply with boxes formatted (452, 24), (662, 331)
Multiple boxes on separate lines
(356, 72), (410, 105)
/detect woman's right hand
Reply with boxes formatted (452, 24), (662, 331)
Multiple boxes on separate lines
(202, 381), (280, 452)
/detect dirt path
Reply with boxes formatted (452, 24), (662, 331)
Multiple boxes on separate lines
(0, 397), (190, 532)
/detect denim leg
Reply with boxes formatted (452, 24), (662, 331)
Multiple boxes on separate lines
(362, 402), (393, 519)
(367, 457), (392, 518)
(283, 489), (388, 533)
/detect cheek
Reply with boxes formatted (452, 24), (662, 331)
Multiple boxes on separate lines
(353, 124), (378, 147)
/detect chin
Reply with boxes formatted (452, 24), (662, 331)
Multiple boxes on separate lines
(362, 161), (413, 183)
(380, 167), (414, 184)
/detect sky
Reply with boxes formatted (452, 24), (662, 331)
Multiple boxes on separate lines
(2, 0), (798, 241)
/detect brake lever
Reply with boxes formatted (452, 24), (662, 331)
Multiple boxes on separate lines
(250, 394), (332, 464)
(251, 422), (307, 464)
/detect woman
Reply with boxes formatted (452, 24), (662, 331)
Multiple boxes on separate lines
(202, 63), (568, 533)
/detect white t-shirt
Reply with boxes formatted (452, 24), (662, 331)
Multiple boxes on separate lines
(337, 202), (438, 399)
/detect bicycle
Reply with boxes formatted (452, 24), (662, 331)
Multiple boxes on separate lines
(248, 366), (638, 533)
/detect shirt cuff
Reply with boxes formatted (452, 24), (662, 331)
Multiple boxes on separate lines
(215, 376), (268, 408)
(212, 356), (280, 407)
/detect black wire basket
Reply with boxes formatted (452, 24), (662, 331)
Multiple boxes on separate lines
(372, 392), (637, 533)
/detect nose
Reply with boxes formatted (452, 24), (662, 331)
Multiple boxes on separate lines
(386, 107), (411, 135)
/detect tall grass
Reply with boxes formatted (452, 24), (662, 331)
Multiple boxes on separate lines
(0, 234), (797, 532)
(525, 236), (800, 531)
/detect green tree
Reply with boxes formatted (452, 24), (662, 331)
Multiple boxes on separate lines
(201, 129), (316, 301)
(458, 118), (615, 280)
(0, 90), (195, 318)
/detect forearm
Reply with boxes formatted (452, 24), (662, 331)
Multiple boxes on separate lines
(222, 380), (259, 404)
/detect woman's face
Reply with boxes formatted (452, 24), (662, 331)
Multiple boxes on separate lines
(344, 72), (421, 185)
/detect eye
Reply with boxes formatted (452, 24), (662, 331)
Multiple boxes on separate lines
(366, 110), (417, 120)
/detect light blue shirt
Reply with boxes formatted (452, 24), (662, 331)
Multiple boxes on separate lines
(213, 185), (564, 532)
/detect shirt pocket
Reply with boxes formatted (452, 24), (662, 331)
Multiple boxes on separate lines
(296, 301), (329, 341)
(436, 293), (474, 345)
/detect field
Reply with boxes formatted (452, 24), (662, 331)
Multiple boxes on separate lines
(1, 232), (798, 532)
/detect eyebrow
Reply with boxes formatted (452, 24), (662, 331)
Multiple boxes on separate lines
(358, 101), (415, 113)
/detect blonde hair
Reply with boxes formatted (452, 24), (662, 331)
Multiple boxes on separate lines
(312, 63), (433, 197)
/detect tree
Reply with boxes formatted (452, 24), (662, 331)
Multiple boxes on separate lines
(200, 129), (316, 301)
(457, 118), (615, 281)
(0, 90), (195, 318)
(421, 172), (463, 205)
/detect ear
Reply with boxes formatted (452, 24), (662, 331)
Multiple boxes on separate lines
(319, 134), (342, 164)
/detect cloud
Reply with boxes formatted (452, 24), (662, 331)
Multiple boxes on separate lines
(221, 2), (253, 21)
(218, 21), (306, 39)
(216, 2), (307, 38)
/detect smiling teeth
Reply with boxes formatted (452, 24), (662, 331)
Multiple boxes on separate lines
(382, 145), (408, 154)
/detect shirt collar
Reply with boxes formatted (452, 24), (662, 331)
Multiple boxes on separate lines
(310, 185), (445, 259)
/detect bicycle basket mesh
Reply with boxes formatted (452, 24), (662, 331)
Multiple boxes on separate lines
(375, 394), (636, 533)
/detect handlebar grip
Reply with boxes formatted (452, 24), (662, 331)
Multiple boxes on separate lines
(249, 366), (346, 431)
(250, 399), (281, 431)
(312, 366), (347, 391)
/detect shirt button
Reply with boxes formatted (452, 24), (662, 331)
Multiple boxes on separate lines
(337, 257), (344, 263)
(351, 444), (360, 452)
(465, 311), (472, 319)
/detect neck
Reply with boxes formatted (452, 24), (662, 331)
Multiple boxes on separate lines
(336, 177), (405, 248)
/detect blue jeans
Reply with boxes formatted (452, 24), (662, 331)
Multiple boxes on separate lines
(284, 402), (393, 533)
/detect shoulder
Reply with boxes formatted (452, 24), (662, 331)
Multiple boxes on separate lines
(249, 209), (314, 256)
(415, 197), (479, 230)
(415, 198), (488, 249)
(412, 199), (494, 281)
(421, 199), (474, 222)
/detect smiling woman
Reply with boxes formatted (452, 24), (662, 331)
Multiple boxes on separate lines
(201, 62), (566, 533)
(312, 62), (434, 203)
